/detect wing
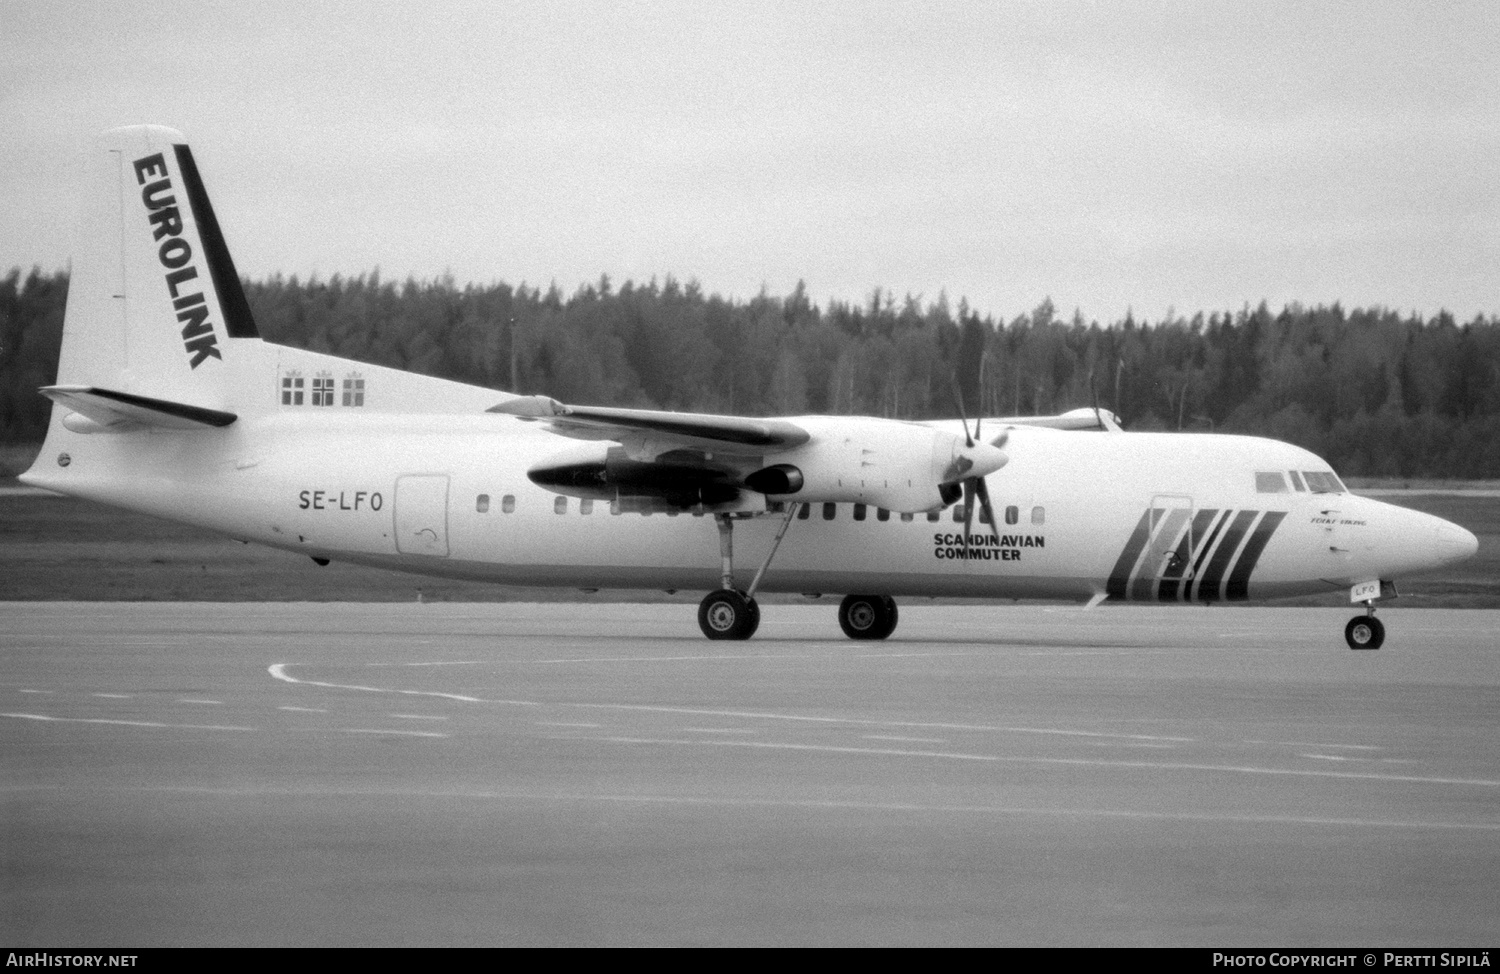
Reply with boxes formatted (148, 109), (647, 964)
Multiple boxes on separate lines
(42, 385), (238, 433)
(489, 396), (1006, 516)
(488, 395), (810, 455)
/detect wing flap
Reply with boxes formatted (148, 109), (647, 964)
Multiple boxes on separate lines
(42, 385), (238, 432)
(489, 396), (809, 454)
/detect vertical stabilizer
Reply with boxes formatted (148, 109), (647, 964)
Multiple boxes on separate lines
(55, 125), (259, 409)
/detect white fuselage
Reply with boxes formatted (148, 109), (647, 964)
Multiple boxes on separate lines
(24, 406), (1475, 604)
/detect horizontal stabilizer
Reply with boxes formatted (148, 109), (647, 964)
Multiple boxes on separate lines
(489, 396), (810, 454)
(41, 385), (237, 433)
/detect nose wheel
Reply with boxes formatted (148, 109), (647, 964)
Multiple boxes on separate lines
(1345, 614), (1385, 650)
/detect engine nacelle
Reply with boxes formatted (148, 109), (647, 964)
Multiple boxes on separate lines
(753, 416), (1006, 513)
(529, 442), (748, 507)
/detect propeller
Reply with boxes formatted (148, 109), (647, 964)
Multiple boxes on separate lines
(948, 377), (1008, 559)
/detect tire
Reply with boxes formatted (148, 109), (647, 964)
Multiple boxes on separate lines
(699, 589), (759, 640)
(839, 594), (898, 640)
(1345, 615), (1385, 650)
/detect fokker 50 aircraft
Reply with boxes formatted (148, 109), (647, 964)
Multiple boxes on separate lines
(20, 126), (1480, 648)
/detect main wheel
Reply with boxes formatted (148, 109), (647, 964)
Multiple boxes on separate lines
(1345, 615), (1385, 650)
(839, 594), (898, 640)
(699, 589), (759, 640)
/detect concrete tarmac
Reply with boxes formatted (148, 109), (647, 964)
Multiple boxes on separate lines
(2, 601), (1498, 946)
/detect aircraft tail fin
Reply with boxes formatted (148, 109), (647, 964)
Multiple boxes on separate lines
(52, 125), (258, 411)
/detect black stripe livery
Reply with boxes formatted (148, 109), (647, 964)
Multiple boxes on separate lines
(1226, 511), (1286, 601)
(1196, 510), (1258, 602)
(1106, 506), (1287, 604)
(173, 144), (259, 339)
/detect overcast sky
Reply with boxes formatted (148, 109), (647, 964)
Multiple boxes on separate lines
(2, 0), (1496, 323)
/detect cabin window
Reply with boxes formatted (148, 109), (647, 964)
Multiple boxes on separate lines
(1289, 470), (1307, 491)
(853, 503), (867, 521)
(476, 494), (490, 513)
(342, 376), (365, 407)
(554, 496), (568, 514)
(822, 502), (837, 521)
(798, 503), (812, 520)
(1005, 505), (1019, 525)
(579, 499), (593, 515)
(1031, 506), (1045, 525)
(979, 505), (992, 524)
(877, 508), (891, 522)
(502, 494), (515, 513)
(1255, 471), (1290, 493)
(926, 511), (940, 522)
(900, 512), (914, 522)
(1303, 471), (1345, 493)
(952, 505), (966, 523)
(768, 501), (786, 513)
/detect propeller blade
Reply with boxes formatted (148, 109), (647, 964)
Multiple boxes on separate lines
(975, 476), (999, 543)
(962, 479), (977, 558)
(949, 375), (974, 447)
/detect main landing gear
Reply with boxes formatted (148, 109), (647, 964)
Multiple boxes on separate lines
(838, 594), (899, 640)
(697, 508), (796, 641)
(696, 507), (900, 641)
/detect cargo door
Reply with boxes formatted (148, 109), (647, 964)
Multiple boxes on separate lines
(395, 475), (450, 556)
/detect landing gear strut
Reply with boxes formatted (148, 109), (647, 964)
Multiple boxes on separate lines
(696, 506), (799, 641)
(838, 594), (899, 640)
(1344, 581), (1392, 650)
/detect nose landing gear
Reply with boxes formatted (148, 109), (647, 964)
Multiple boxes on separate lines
(1344, 612), (1385, 650)
(1344, 580), (1393, 649)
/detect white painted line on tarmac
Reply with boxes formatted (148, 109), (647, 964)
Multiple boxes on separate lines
(278, 706), (327, 713)
(91, 693), (132, 699)
(365, 661), (483, 667)
(269, 662), (534, 705)
(535, 721), (601, 729)
(17, 689), (54, 694)
(2, 712), (255, 732)
(341, 728), (448, 738)
(597, 735), (1500, 788)
(177, 698), (223, 705)
(13, 782), (1497, 832)
(390, 714), (449, 721)
(570, 700), (1194, 743)
(536, 654), (809, 663)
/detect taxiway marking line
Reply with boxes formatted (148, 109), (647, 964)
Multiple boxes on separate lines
(19, 783), (1494, 833)
(598, 735), (1500, 788)
(572, 702), (1194, 743)
(268, 663), (536, 705)
(341, 728), (448, 738)
(2, 713), (255, 732)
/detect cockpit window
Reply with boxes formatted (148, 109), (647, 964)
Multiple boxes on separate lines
(1255, 471), (1289, 493)
(1288, 470), (1307, 491)
(1302, 471), (1345, 493)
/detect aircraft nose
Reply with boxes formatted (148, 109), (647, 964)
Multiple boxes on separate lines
(1435, 520), (1479, 565)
